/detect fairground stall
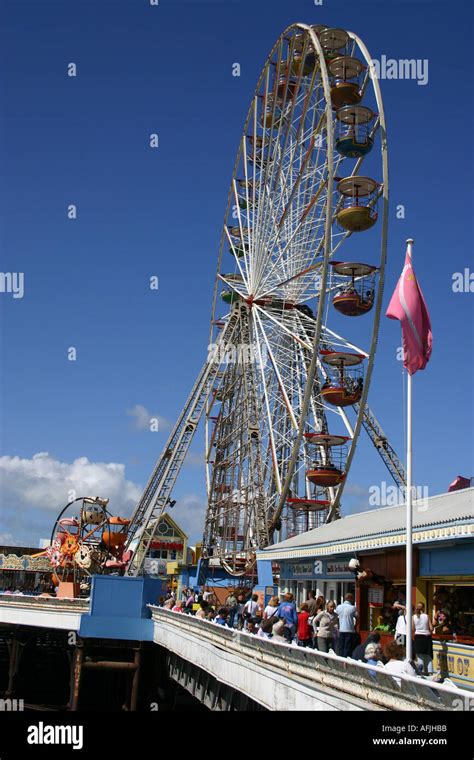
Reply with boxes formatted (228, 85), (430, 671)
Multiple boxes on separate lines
(258, 488), (474, 689)
(0, 545), (52, 594)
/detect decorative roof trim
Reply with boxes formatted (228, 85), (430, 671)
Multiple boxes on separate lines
(259, 522), (474, 561)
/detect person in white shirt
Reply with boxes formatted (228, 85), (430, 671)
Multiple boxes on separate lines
(202, 586), (215, 604)
(271, 618), (288, 644)
(257, 617), (274, 638)
(392, 592), (408, 646)
(412, 602), (434, 675)
(263, 596), (279, 621)
(394, 609), (408, 646)
(335, 593), (358, 657)
(243, 594), (261, 629)
(383, 641), (418, 687)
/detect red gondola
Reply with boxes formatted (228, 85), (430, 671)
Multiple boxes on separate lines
(331, 261), (377, 316)
(320, 350), (365, 407)
(304, 433), (349, 488)
(306, 467), (346, 487)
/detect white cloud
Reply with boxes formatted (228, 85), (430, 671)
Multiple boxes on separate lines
(127, 404), (172, 432)
(0, 452), (143, 546)
(0, 452), (141, 517)
(0, 452), (209, 548)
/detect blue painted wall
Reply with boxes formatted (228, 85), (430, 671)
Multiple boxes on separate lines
(79, 575), (165, 641)
(419, 541), (474, 577)
(256, 560), (273, 587)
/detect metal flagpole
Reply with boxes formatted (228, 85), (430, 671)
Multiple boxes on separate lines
(405, 238), (414, 663)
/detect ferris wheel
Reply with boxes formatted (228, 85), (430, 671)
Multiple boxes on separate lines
(123, 22), (403, 580)
(37, 496), (131, 586)
(202, 23), (389, 574)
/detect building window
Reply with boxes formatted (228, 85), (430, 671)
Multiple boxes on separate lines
(430, 583), (474, 640)
(150, 550), (168, 560)
(157, 521), (172, 536)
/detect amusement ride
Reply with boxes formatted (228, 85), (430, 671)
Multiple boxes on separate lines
(44, 23), (407, 585)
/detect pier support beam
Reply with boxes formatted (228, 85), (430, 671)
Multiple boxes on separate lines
(68, 639), (143, 711)
(130, 647), (141, 711)
(69, 642), (84, 711)
(6, 635), (26, 699)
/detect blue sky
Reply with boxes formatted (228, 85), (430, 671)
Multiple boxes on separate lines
(0, 0), (472, 547)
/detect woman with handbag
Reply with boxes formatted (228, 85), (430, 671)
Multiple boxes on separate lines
(308, 595), (325, 648)
(263, 596), (279, 621)
(313, 600), (338, 653)
(242, 594), (261, 630)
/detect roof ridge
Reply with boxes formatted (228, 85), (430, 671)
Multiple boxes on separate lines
(342, 487), (474, 521)
(263, 489), (474, 552)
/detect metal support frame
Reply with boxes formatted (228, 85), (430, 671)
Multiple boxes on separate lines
(69, 639), (142, 711)
(354, 402), (407, 488)
(126, 311), (240, 575)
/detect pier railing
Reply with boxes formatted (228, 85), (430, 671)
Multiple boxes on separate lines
(150, 606), (473, 711)
(0, 594), (89, 631)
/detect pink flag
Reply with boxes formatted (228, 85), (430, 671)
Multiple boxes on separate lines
(386, 247), (432, 374)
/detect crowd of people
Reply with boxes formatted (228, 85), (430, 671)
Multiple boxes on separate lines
(158, 586), (442, 683)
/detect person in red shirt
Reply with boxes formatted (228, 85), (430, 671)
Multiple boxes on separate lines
(297, 603), (312, 647)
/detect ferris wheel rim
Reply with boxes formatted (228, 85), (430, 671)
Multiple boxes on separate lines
(325, 28), (389, 521)
(204, 22), (389, 572)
